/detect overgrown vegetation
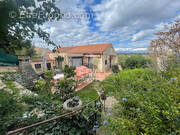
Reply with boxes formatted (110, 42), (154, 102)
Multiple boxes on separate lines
(34, 70), (54, 93)
(55, 79), (77, 101)
(55, 65), (77, 101)
(102, 68), (180, 134)
(0, 69), (102, 134)
(112, 64), (120, 73)
(0, 90), (24, 135)
(62, 65), (76, 79)
(118, 55), (152, 69)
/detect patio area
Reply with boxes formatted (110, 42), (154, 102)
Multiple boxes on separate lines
(52, 66), (112, 91)
(95, 70), (112, 81)
(76, 70), (112, 91)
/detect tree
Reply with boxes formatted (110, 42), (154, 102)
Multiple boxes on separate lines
(118, 55), (128, 69)
(55, 56), (64, 70)
(149, 20), (180, 70)
(55, 65), (77, 100)
(149, 20), (180, 56)
(63, 65), (76, 79)
(0, 0), (63, 53)
(15, 45), (35, 57)
(122, 56), (152, 69)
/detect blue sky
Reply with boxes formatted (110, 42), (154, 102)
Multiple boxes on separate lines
(34, 0), (180, 53)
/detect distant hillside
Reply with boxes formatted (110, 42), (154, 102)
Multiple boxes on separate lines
(116, 50), (147, 54)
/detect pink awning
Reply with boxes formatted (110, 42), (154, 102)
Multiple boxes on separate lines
(74, 66), (92, 78)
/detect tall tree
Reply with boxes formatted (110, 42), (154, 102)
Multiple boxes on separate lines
(149, 20), (180, 57)
(0, 0), (63, 53)
(149, 20), (180, 70)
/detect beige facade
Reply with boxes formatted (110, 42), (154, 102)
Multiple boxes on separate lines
(57, 44), (118, 72)
(30, 60), (57, 72)
(101, 45), (118, 72)
(30, 48), (59, 72)
(31, 44), (118, 73)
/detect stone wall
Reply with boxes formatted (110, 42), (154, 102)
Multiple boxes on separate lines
(19, 61), (39, 89)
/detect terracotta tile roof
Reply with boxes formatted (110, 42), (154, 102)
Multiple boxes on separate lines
(57, 46), (75, 53)
(57, 43), (112, 53)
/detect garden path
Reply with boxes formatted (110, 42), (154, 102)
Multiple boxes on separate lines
(104, 96), (118, 112)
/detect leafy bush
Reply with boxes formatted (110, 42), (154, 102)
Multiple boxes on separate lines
(119, 56), (152, 69)
(112, 65), (120, 73)
(55, 79), (77, 101)
(34, 70), (54, 93)
(55, 65), (77, 101)
(33, 79), (46, 91)
(0, 90), (24, 134)
(1, 72), (102, 135)
(27, 101), (102, 135)
(125, 56), (152, 69)
(102, 69), (180, 135)
(118, 56), (129, 69)
(63, 65), (76, 79)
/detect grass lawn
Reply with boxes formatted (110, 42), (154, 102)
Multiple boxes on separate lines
(76, 81), (99, 104)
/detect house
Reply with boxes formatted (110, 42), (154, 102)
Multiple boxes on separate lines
(56, 43), (118, 72)
(30, 48), (58, 72)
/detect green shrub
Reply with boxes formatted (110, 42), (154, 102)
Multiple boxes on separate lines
(63, 65), (76, 79)
(55, 65), (77, 101)
(112, 65), (120, 73)
(55, 79), (77, 101)
(0, 90), (24, 134)
(34, 70), (54, 93)
(118, 56), (129, 69)
(103, 69), (180, 135)
(119, 56), (152, 69)
(34, 79), (46, 91)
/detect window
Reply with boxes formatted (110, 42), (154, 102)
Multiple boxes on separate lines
(105, 60), (107, 65)
(35, 64), (41, 69)
(71, 57), (83, 67)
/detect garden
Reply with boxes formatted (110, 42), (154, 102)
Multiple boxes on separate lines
(101, 68), (180, 134)
(0, 65), (103, 135)
(0, 0), (180, 134)
(99, 21), (180, 135)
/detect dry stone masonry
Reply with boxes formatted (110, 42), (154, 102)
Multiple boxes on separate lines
(19, 61), (39, 89)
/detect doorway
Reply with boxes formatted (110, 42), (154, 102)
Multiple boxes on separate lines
(47, 63), (51, 70)
(88, 57), (93, 70)
(110, 56), (112, 68)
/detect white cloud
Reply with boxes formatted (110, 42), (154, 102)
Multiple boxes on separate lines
(131, 23), (167, 41)
(33, 0), (180, 52)
(115, 47), (147, 52)
(93, 0), (180, 31)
